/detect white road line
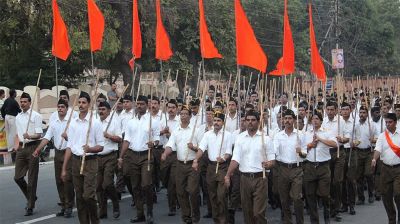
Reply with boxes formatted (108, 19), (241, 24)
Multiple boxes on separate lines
(0, 161), (54, 171)
(15, 194), (132, 224)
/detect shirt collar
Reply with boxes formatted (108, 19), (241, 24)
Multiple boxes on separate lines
(244, 130), (262, 137)
(76, 112), (91, 122)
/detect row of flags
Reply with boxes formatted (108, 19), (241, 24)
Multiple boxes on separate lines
(51, 0), (326, 82)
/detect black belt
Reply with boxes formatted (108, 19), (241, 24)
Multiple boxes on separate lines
(241, 172), (263, 178)
(329, 147), (344, 153)
(72, 154), (97, 161)
(344, 147), (352, 153)
(19, 141), (39, 147)
(97, 151), (116, 158)
(178, 160), (193, 164)
(278, 161), (302, 168)
(305, 160), (330, 167)
(208, 160), (226, 165)
(129, 149), (149, 156)
(356, 147), (371, 151)
(383, 163), (400, 168)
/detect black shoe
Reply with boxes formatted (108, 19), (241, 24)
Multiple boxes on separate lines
(168, 210), (176, 216)
(130, 216), (146, 223)
(203, 213), (212, 218)
(117, 192), (122, 201)
(339, 206), (348, 213)
(356, 200), (365, 205)
(131, 200), (136, 207)
(99, 213), (107, 219)
(368, 197), (375, 203)
(349, 206), (356, 215)
(146, 213), (154, 224)
(56, 209), (65, 217)
(24, 208), (33, 216)
(64, 208), (72, 218)
(323, 211), (330, 224)
(375, 195), (381, 201)
(332, 211), (342, 222)
(113, 208), (120, 219)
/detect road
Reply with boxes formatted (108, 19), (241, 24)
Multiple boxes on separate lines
(0, 162), (388, 224)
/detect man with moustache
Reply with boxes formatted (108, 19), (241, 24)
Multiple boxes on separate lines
(61, 91), (104, 224)
(159, 99), (180, 216)
(97, 101), (121, 219)
(118, 95), (160, 223)
(162, 106), (201, 224)
(371, 113), (400, 224)
(14, 92), (43, 216)
(49, 90), (77, 125)
(194, 111), (234, 223)
(33, 99), (74, 218)
(304, 111), (337, 224)
(274, 109), (306, 224)
(224, 110), (275, 224)
(225, 98), (239, 133)
(120, 95), (135, 132)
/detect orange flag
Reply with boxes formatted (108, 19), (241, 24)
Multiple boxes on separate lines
(87, 0), (105, 52)
(235, 0), (267, 73)
(155, 0), (173, 60)
(270, 0), (294, 75)
(132, 0), (142, 59)
(199, 0), (222, 59)
(309, 4), (326, 82)
(51, 0), (71, 61)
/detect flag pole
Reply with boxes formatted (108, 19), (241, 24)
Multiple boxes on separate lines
(55, 57), (59, 99)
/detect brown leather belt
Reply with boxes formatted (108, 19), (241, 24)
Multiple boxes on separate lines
(241, 172), (263, 178)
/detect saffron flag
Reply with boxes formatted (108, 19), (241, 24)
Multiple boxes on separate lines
(155, 0), (173, 60)
(235, 0), (267, 73)
(87, 0), (105, 52)
(199, 0), (222, 59)
(52, 0), (71, 60)
(270, 0), (294, 75)
(132, 0), (142, 59)
(309, 4), (326, 82)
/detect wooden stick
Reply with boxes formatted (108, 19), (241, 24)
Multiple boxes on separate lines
(296, 82), (300, 166)
(105, 85), (130, 133)
(22, 69), (42, 148)
(58, 89), (80, 149)
(80, 72), (101, 175)
(147, 75), (155, 171)
(184, 70), (189, 106)
(258, 78), (267, 179)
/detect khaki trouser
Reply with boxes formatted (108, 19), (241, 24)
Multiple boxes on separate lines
(240, 172), (268, 224)
(229, 168), (241, 209)
(123, 149), (153, 217)
(356, 148), (374, 201)
(200, 153), (212, 214)
(329, 148), (345, 212)
(71, 155), (99, 224)
(380, 163), (400, 224)
(96, 151), (119, 216)
(278, 163), (304, 224)
(54, 149), (74, 209)
(207, 161), (228, 224)
(160, 152), (177, 212)
(176, 160), (200, 223)
(342, 148), (357, 207)
(14, 141), (40, 209)
(303, 161), (331, 224)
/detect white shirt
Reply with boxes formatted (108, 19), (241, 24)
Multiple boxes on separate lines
(159, 114), (180, 146)
(195, 123), (213, 144)
(124, 113), (160, 152)
(49, 108), (77, 125)
(232, 130), (275, 173)
(225, 112), (239, 133)
(189, 113), (202, 128)
(357, 120), (378, 149)
(304, 128), (337, 162)
(99, 115), (122, 155)
(341, 117), (359, 148)
(199, 129), (233, 161)
(375, 130), (400, 165)
(44, 113), (68, 150)
(120, 109), (135, 133)
(16, 109), (43, 142)
(373, 117), (385, 133)
(66, 113), (104, 156)
(274, 129), (306, 163)
(165, 124), (198, 161)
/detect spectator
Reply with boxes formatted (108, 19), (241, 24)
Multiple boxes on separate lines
(107, 83), (118, 107)
(1, 89), (21, 156)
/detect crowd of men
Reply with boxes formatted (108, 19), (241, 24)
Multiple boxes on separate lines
(1, 82), (400, 224)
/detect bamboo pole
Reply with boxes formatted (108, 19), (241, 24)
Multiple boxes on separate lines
(58, 89), (81, 149)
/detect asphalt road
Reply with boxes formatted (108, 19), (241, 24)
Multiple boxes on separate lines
(0, 162), (389, 224)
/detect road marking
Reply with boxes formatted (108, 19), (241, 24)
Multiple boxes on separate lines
(0, 161), (54, 171)
(15, 194), (132, 224)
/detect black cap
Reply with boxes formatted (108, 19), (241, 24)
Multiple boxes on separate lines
(57, 99), (68, 107)
(214, 111), (225, 121)
(385, 113), (397, 121)
(214, 101), (224, 108)
(137, 95), (148, 103)
(123, 95), (133, 101)
(59, 90), (69, 99)
(79, 91), (91, 103)
(283, 109), (296, 119)
(98, 93), (107, 100)
(190, 98), (200, 106)
(98, 101), (111, 109)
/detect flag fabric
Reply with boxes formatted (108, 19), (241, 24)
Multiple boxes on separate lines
(129, 58), (134, 70)
(52, 0), (71, 60)
(87, 0), (105, 52)
(309, 4), (326, 82)
(132, 0), (142, 59)
(235, 0), (267, 73)
(271, 0), (295, 75)
(199, 0), (222, 59)
(155, 0), (173, 60)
